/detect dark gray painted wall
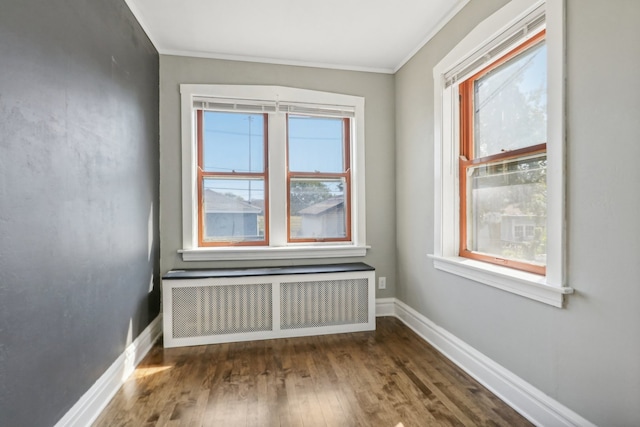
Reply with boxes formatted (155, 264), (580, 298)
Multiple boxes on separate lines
(0, 1), (160, 425)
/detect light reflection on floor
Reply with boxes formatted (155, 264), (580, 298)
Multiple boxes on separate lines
(130, 365), (173, 380)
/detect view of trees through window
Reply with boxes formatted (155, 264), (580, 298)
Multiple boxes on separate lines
(288, 115), (349, 241)
(288, 179), (347, 239)
(468, 155), (547, 266)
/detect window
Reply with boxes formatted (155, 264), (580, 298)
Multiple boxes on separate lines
(197, 111), (268, 246)
(431, 0), (572, 307)
(458, 30), (547, 275)
(288, 115), (351, 242)
(180, 85), (367, 261)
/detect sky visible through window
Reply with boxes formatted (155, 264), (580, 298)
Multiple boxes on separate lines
(288, 115), (344, 173)
(474, 41), (547, 157)
(202, 111), (345, 200)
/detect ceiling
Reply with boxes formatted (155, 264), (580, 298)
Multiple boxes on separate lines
(125, 0), (469, 74)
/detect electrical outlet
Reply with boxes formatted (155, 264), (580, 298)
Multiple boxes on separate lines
(378, 276), (386, 289)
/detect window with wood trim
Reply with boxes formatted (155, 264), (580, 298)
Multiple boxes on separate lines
(458, 30), (547, 274)
(287, 115), (351, 242)
(196, 110), (269, 246)
(181, 85), (367, 258)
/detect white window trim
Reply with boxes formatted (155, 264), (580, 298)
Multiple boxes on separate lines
(179, 84), (368, 261)
(430, 0), (572, 307)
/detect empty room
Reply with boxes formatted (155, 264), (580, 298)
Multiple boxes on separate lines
(1, 0), (639, 426)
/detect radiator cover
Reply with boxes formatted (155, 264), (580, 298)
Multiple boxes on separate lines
(162, 267), (375, 348)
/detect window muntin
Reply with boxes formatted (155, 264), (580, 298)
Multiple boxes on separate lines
(459, 30), (547, 275)
(287, 115), (351, 242)
(197, 110), (269, 246)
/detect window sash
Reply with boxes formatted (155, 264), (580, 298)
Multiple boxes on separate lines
(459, 145), (547, 275)
(458, 31), (547, 275)
(196, 110), (270, 247)
(286, 116), (352, 243)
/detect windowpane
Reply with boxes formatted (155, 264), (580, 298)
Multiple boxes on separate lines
(289, 178), (347, 239)
(288, 115), (344, 173)
(466, 154), (546, 266)
(202, 111), (265, 173)
(474, 41), (547, 158)
(202, 178), (266, 243)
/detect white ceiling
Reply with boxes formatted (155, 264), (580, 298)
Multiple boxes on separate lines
(125, 0), (469, 74)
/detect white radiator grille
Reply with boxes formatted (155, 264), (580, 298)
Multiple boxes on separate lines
(280, 278), (369, 329)
(171, 283), (272, 338)
(162, 268), (375, 347)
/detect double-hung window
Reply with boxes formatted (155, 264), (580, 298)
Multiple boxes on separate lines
(197, 110), (269, 247)
(287, 114), (351, 242)
(180, 85), (367, 261)
(458, 30), (547, 275)
(431, 0), (572, 307)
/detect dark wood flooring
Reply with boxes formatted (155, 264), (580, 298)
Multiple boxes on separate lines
(93, 317), (532, 427)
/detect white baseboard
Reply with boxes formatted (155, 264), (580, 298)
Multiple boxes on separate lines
(54, 315), (163, 427)
(375, 297), (396, 317)
(375, 298), (595, 427)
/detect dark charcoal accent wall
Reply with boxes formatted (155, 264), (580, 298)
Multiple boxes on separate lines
(0, 1), (160, 425)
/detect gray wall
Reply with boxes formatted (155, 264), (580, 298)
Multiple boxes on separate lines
(395, 0), (640, 425)
(0, 1), (160, 426)
(159, 56), (397, 297)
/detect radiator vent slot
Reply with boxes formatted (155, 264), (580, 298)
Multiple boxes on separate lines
(171, 283), (272, 338)
(280, 278), (368, 329)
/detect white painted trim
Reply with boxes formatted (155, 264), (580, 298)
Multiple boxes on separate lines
(429, 255), (572, 307)
(380, 298), (595, 427)
(544, 0), (567, 288)
(375, 298), (396, 317)
(54, 315), (163, 427)
(393, 0), (471, 73)
(180, 245), (369, 261)
(161, 50), (395, 75)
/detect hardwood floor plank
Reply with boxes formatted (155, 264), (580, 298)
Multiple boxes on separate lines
(290, 341), (328, 427)
(323, 334), (383, 426)
(303, 338), (347, 425)
(307, 336), (359, 426)
(377, 318), (530, 427)
(380, 321), (493, 426)
(94, 317), (532, 427)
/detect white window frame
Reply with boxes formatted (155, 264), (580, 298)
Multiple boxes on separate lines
(430, 0), (573, 307)
(179, 85), (368, 261)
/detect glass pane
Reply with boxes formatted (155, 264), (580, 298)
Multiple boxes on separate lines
(202, 178), (265, 243)
(202, 111), (264, 173)
(466, 154), (546, 266)
(288, 115), (345, 172)
(289, 178), (347, 239)
(474, 41), (547, 158)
